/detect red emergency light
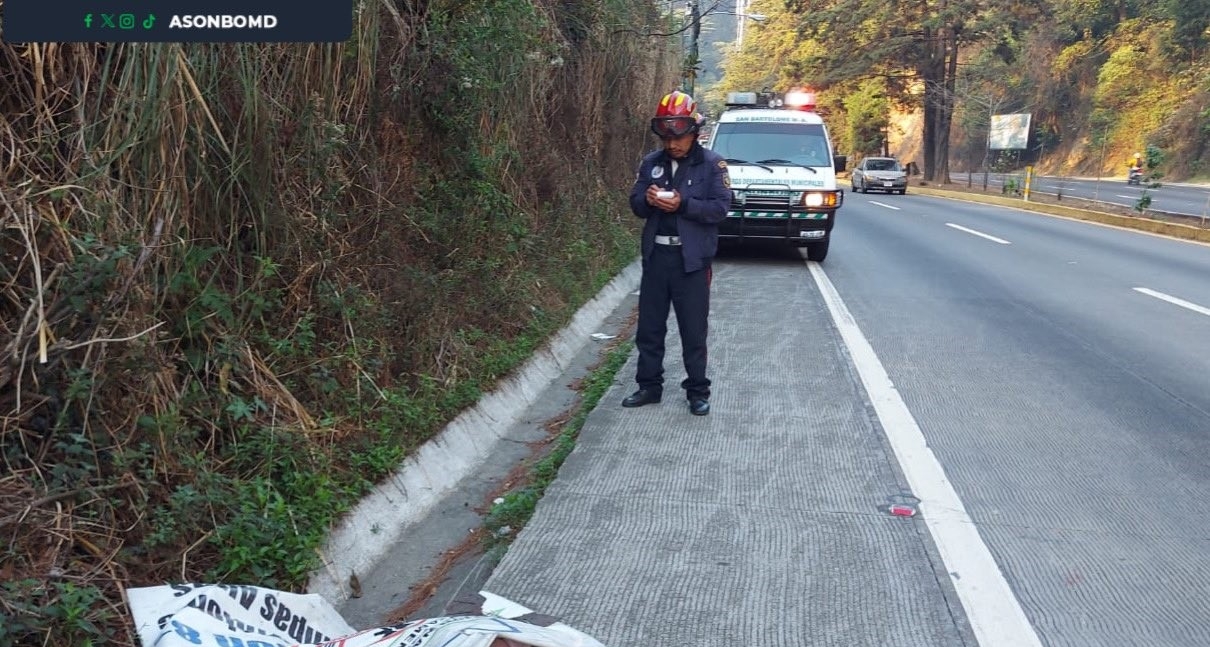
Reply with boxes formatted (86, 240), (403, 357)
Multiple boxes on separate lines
(783, 88), (816, 111)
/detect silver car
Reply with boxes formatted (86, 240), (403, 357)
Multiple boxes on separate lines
(851, 157), (907, 194)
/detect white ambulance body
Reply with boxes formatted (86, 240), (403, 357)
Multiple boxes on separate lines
(707, 90), (846, 261)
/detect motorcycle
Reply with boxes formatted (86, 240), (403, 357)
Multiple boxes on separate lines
(1127, 166), (1143, 185)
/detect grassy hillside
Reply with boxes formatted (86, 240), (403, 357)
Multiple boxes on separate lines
(0, 2), (678, 644)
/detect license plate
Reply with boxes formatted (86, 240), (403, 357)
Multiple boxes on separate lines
(883, 181), (894, 187)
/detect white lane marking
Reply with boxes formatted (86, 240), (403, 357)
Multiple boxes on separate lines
(925, 191), (1210, 248)
(807, 262), (1043, 647)
(1133, 288), (1210, 317)
(945, 223), (1011, 245)
(1114, 194), (1137, 199)
(869, 201), (901, 210)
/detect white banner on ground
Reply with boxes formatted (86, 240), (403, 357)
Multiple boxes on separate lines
(127, 584), (604, 647)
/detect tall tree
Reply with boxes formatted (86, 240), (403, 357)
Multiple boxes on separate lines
(784, 0), (1043, 181)
(1053, 0), (1143, 41)
(711, 3), (822, 98)
(1161, 0), (1210, 59)
(843, 78), (891, 156)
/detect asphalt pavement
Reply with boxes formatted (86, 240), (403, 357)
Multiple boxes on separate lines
(824, 191), (1210, 646)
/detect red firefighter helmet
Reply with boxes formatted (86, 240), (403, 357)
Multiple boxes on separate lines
(651, 90), (699, 139)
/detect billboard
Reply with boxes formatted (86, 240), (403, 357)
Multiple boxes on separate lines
(988, 113), (1031, 150)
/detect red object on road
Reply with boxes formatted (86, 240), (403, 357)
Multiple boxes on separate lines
(889, 504), (917, 517)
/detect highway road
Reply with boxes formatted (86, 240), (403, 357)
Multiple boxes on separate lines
(813, 190), (1210, 645)
(950, 171), (1210, 218)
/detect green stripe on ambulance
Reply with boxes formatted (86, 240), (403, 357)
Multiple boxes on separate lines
(727, 211), (828, 219)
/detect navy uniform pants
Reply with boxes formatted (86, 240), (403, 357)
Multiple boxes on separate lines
(634, 244), (712, 400)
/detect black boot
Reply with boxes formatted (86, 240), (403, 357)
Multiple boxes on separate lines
(622, 389), (662, 407)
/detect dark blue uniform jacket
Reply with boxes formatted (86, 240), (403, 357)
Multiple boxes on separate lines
(629, 143), (732, 273)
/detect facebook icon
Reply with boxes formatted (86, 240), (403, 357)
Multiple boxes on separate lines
(84, 13), (93, 27)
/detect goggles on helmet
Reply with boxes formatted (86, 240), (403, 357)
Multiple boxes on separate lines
(651, 116), (697, 139)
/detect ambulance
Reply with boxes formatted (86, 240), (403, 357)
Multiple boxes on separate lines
(705, 89), (846, 261)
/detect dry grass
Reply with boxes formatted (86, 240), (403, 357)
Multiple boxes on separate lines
(1, 0), (678, 644)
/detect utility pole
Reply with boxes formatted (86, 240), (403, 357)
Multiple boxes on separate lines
(685, 0), (701, 97)
(735, 0), (748, 50)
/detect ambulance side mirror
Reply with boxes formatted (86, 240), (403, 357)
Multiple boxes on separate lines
(833, 154), (847, 172)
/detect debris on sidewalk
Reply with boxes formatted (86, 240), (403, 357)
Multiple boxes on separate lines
(127, 584), (604, 647)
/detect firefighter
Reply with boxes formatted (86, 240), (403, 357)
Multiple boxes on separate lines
(622, 90), (732, 416)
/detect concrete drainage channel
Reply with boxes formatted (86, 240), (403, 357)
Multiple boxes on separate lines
(308, 261), (642, 629)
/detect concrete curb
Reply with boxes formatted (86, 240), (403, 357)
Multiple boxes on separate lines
(306, 260), (642, 604)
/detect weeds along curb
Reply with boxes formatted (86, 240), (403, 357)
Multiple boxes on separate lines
(378, 337), (634, 624)
(911, 185), (1210, 244)
(306, 261), (642, 604)
(481, 341), (634, 548)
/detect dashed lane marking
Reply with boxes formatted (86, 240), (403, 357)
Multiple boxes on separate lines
(1133, 287), (1210, 317)
(945, 223), (1011, 245)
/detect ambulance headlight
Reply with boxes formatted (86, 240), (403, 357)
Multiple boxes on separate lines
(801, 192), (838, 208)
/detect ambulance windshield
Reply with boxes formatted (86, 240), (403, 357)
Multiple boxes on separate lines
(711, 122), (830, 168)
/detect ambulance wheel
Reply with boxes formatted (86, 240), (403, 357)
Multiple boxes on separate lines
(805, 239), (829, 262)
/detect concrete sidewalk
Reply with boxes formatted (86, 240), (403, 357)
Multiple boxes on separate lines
(481, 252), (975, 646)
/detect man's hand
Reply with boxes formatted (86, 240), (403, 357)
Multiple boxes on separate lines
(645, 184), (681, 212)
